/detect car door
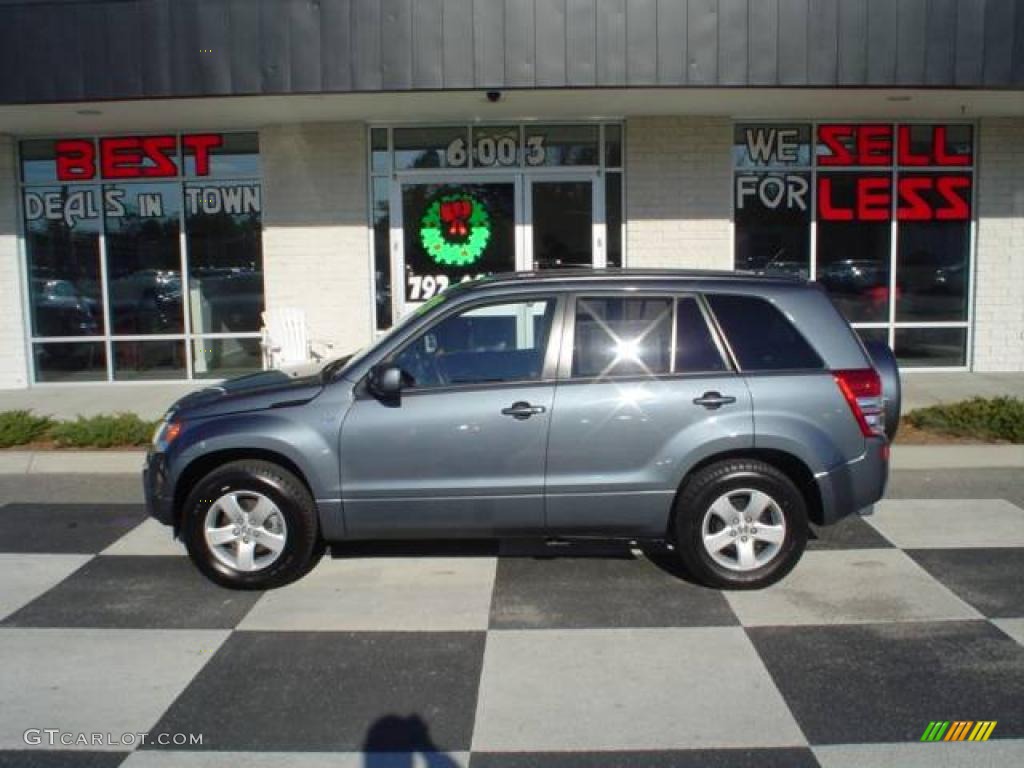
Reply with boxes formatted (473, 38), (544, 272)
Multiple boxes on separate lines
(339, 295), (562, 537)
(544, 292), (754, 537)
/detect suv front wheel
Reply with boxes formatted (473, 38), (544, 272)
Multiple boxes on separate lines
(673, 459), (808, 589)
(182, 460), (323, 590)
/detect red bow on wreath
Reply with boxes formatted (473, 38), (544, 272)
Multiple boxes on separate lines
(440, 199), (472, 238)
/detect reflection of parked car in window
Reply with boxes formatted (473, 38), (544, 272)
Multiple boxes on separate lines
(146, 270), (898, 591)
(107, 269), (184, 333)
(32, 278), (101, 336)
(932, 262), (965, 294)
(818, 259), (889, 293)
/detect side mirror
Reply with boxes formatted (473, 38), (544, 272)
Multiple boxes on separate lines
(368, 364), (403, 399)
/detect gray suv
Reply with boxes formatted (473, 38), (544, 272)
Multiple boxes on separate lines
(144, 270), (898, 590)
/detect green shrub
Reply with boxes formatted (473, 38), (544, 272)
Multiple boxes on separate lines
(0, 410), (56, 448)
(48, 413), (160, 448)
(906, 397), (1024, 443)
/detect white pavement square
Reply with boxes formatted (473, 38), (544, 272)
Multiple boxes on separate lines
(0, 553), (90, 621)
(471, 627), (806, 751)
(0, 628), (229, 749)
(867, 499), (1024, 548)
(101, 519), (187, 556)
(725, 549), (983, 626)
(814, 741), (1024, 768)
(993, 618), (1024, 647)
(239, 557), (498, 632)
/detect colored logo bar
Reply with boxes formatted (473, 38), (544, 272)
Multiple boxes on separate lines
(921, 721), (997, 742)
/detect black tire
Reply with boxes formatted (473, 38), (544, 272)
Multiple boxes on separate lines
(673, 459), (808, 590)
(182, 460), (322, 590)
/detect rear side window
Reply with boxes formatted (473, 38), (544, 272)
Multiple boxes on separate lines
(706, 294), (823, 371)
(573, 297), (672, 377)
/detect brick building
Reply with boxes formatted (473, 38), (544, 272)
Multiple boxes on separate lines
(0, 0), (1022, 387)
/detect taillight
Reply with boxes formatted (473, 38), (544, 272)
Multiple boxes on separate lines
(834, 368), (885, 438)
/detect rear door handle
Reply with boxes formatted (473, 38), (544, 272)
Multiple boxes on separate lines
(501, 401), (546, 420)
(693, 391), (737, 410)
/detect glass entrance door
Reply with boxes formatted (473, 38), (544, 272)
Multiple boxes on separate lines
(526, 175), (603, 270)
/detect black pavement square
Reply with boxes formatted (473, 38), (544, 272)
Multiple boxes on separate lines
(470, 748), (821, 767)
(0, 753), (127, 768)
(490, 549), (738, 629)
(148, 630), (486, 752)
(905, 548), (1024, 618)
(0, 504), (146, 554)
(806, 515), (893, 551)
(748, 620), (1024, 745)
(1, 556), (262, 629)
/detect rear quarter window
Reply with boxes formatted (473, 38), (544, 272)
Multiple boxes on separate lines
(705, 294), (824, 371)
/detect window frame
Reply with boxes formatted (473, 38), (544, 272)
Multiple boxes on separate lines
(376, 292), (566, 395)
(557, 291), (736, 382)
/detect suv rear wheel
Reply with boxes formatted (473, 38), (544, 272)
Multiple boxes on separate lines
(182, 460), (322, 590)
(673, 459), (808, 589)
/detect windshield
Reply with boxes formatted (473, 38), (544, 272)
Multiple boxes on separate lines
(326, 292), (451, 380)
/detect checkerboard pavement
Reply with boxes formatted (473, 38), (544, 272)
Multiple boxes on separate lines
(1, 493), (1023, 767)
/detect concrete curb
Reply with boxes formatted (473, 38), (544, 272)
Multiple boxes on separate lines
(0, 450), (145, 475)
(889, 444), (1024, 470)
(1, 445), (1023, 475)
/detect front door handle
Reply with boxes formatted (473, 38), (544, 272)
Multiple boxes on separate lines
(693, 391), (737, 410)
(501, 401), (547, 420)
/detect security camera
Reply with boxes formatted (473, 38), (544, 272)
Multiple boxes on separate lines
(486, 90), (502, 103)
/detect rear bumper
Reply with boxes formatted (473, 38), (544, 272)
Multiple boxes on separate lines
(814, 438), (889, 525)
(143, 450), (175, 527)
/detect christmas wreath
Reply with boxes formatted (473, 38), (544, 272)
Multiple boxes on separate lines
(419, 194), (491, 267)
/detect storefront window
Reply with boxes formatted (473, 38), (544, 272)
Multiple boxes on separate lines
(733, 122), (975, 368)
(734, 172), (811, 278)
(20, 133), (263, 382)
(185, 181), (263, 335)
(113, 340), (186, 381)
(606, 172), (623, 268)
(33, 341), (107, 383)
(895, 174), (971, 322)
(105, 182), (183, 336)
(394, 126), (469, 170)
(23, 185), (104, 338)
(372, 177), (392, 330)
(192, 337), (263, 380)
(816, 173), (891, 323)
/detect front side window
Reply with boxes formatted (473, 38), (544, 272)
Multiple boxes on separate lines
(706, 294), (823, 371)
(392, 298), (556, 389)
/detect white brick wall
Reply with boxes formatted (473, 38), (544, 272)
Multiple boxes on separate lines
(0, 136), (29, 389)
(261, 123), (372, 358)
(625, 117), (732, 270)
(973, 118), (1024, 372)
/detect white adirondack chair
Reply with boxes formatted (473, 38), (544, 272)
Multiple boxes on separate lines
(260, 308), (334, 370)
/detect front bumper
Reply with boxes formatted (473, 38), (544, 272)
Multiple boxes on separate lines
(143, 450), (175, 527)
(814, 438), (889, 525)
